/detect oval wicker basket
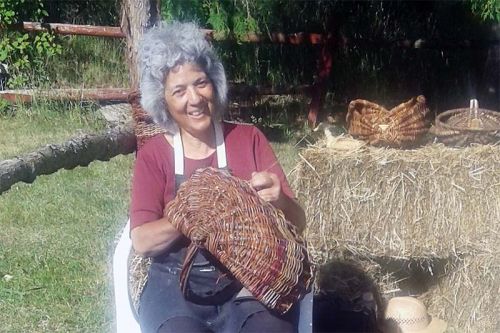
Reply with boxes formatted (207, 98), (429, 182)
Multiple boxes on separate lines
(431, 107), (500, 146)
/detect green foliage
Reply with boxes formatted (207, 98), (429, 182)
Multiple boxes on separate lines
(0, 0), (61, 88)
(42, 0), (120, 26)
(0, 98), (13, 116)
(470, 0), (500, 22)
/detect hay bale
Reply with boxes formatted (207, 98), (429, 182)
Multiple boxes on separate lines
(292, 136), (500, 262)
(291, 136), (500, 332)
(423, 252), (500, 332)
(128, 251), (151, 312)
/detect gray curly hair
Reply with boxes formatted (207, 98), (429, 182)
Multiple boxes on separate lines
(138, 21), (228, 133)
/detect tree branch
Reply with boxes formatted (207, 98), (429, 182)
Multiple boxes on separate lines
(0, 125), (136, 195)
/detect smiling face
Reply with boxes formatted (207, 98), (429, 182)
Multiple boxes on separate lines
(164, 62), (215, 138)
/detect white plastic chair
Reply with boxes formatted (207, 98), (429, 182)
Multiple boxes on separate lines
(113, 219), (313, 333)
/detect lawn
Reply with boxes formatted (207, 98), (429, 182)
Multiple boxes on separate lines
(0, 155), (133, 332)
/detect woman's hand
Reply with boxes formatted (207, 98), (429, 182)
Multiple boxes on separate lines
(250, 170), (306, 233)
(250, 171), (283, 204)
(131, 216), (183, 257)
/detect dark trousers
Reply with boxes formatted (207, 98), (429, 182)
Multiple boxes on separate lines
(139, 260), (299, 333)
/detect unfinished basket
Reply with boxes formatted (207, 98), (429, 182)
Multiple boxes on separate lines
(128, 90), (167, 149)
(346, 95), (429, 147)
(431, 99), (500, 146)
(164, 167), (314, 314)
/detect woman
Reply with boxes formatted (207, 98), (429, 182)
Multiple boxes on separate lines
(130, 21), (307, 333)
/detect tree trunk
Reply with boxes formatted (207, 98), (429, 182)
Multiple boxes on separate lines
(120, 0), (161, 91)
(0, 125), (136, 195)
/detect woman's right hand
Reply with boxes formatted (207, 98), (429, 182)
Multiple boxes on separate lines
(131, 217), (183, 257)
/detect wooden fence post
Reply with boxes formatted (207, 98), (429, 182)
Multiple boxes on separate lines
(307, 35), (334, 128)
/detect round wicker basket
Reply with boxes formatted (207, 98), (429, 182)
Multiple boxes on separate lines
(431, 102), (500, 146)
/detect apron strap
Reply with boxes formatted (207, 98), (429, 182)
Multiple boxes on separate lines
(173, 121), (227, 190)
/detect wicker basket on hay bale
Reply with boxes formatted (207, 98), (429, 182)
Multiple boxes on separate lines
(291, 136), (500, 332)
(430, 99), (500, 146)
(346, 95), (429, 147)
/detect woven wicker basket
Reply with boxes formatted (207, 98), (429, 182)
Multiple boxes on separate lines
(346, 95), (429, 147)
(128, 91), (167, 149)
(164, 167), (314, 314)
(431, 100), (500, 146)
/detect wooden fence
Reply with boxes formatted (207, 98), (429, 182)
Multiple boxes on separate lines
(3, 22), (334, 126)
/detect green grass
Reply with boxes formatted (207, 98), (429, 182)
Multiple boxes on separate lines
(45, 36), (129, 89)
(0, 155), (134, 332)
(0, 100), (107, 160)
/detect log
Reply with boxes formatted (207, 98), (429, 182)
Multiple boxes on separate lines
(17, 22), (497, 49)
(0, 125), (136, 194)
(15, 22), (125, 38)
(0, 88), (130, 103)
(238, 32), (328, 45)
(0, 84), (312, 104)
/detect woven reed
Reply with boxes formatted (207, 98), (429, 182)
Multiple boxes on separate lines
(346, 95), (429, 147)
(128, 91), (166, 149)
(164, 167), (314, 314)
(431, 107), (500, 146)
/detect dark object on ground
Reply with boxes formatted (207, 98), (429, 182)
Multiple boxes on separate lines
(313, 260), (382, 333)
(313, 294), (379, 333)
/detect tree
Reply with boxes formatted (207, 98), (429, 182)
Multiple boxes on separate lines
(120, 0), (161, 91)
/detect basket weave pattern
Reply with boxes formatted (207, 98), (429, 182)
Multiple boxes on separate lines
(164, 167), (314, 314)
(346, 95), (429, 147)
(128, 91), (167, 148)
(431, 108), (500, 146)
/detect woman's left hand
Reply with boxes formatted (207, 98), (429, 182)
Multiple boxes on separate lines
(250, 171), (283, 204)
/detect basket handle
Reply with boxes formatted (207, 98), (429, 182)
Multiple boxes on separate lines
(470, 99), (479, 118)
(179, 243), (198, 297)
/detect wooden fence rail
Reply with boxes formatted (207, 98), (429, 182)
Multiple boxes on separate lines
(16, 21), (329, 45)
(0, 84), (312, 103)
